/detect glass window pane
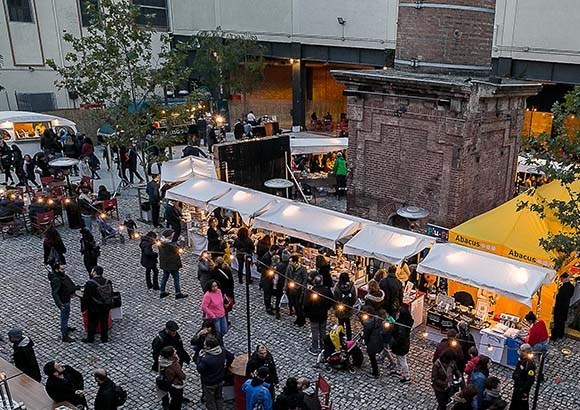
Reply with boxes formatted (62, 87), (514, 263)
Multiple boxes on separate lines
(7, 0), (33, 23)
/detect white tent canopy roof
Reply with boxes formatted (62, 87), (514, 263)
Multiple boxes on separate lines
(160, 156), (217, 183)
(0, 111), (76, 128)
(253, 202), (367, 250)
(417, 243), (555, 306)
(165, 176), (231, 209)
(209, 187), (288, 225)
(343, 224), (435, 265)
(290, 137), (348, 155)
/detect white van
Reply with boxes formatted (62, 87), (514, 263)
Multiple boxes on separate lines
(0, 111), (78, 155)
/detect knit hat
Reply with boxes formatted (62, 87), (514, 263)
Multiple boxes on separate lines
(165, 320), (179, 331)
(7, 328), (23, 340)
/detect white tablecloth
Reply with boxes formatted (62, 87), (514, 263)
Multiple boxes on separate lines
(231, 252), (261, 279)
(188, 231), (209, 255)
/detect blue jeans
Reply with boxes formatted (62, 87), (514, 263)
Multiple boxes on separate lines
(82, 215), (93, 233)
(60, 302), (71, 337)
(213, 316), (228, 336)
(161, 270), (181, 294)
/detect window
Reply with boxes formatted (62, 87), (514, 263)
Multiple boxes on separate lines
(16, 92), (57, 112)
(7, 0), (33, 23)
(134, 0), (168, 29)
(79, 0), (99, 27)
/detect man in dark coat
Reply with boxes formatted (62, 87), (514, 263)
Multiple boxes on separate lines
(44, 360), (87, 407)
(303, 275), (334, 355)
(146, 174), (161, 228)
(233, 119), (244, 140)
(246, 342), (279, 400)
(82, 266), (113, 343)
(432, 329), (464, 370)
(127, 145), (144, 184)
(8, 328), (41, 382)
(379, 266), (403, 318)
(164, 201), (182, 243)
(390, 305), (414, 382)
(510, 344), (536, 410)
(286, 255), (309, 326)
(361, 307), (385, 378)
(140, 232), (159, 290)
(551, 273), (575, 341)
(196, 335), (234, 410)
(151, 320), (191, 371)
(158, 229), (188, 299)
(48, 262), (77, 343)
(94, 369), (123, 410)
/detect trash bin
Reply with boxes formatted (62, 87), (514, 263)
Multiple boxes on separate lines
(230, 354), (248, 410)
(506, 337), (523, 367)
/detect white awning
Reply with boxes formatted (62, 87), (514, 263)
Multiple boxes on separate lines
(517, 156), (545, 175)
(160, 156), (217, 184)
(253, 202), (367, 250)
(417, 243), (556, 306)
(343, 224), (435, 265)
(290, 137), (348, 155)
(165, 176), (231, 210)
(208, 187), (287, 225)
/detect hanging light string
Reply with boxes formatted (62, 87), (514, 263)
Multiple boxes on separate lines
(230, 252), (535, 354)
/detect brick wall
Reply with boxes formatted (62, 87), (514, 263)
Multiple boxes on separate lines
(42, 108), (106, 139)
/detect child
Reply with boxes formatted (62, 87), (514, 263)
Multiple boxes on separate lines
(123, 214), (138, 239)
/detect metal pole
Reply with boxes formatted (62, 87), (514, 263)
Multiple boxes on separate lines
(245, 256), (252, 359)
(285, 152), (289, 198)
(531, 352), (546, 410)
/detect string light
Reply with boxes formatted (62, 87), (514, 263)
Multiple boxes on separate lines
(178, 248), (184, 254)
(421, 331), (429, 338)
(288, 281), (295, 289)
(361, 313), (369, 321)
(527, 353), (535, 360)
(133, 233), (141, 239)
(383, 322), (391, 329)
(119, 225), (125, 230)
(155, 240), (162, 247)
(100, 213), (107, 218)
(336, 304), (345, 312)
(267, 269), (275, 277)
(47, 199), (54, 205)
(37, 197), (44, 203)
(311, 293), (319, 300)
(64, 198), (71, 204)
(450, 339), (458, 347)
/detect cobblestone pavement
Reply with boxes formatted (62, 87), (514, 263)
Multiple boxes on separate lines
(0, 193), (579, 410)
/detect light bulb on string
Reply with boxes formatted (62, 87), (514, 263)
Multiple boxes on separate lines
(311, 292), (319, 300)
(527, 353), (534, 360)
(119, 225), (125, 230)
(383, 321), (391, 329)
(361, 313), (369, 321)
(267, 269), (275, 277)
(421, 330), (429, 338)
(100, 213), (107, 219)
(64, 198), (71, 204)
(336, 304), (345, 312)
(450, 339), (458, 347)
(288, 281), (295, 289)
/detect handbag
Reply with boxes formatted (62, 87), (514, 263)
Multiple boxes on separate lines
(279, 291), (289, 306)
(224, 294), (234, 313)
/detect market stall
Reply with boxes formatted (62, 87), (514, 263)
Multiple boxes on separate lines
(160, 156), (217, 184)
(209, 187), (286, 225)
(289, 137), (348, 155)
(417, 243), (555, 366)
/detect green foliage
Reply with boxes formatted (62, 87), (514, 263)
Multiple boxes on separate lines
(520, 86), (580, 270)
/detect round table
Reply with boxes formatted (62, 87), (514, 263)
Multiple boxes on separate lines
(264, 178), (294, 198)
(49, 157), (80, 193)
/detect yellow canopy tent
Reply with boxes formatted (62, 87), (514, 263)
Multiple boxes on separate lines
(447, 180), (579, 323)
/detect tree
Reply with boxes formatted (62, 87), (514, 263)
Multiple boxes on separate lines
(191, 28), (265, 115)
(519, 86), (580, 271)
(46, 0), (192, 154)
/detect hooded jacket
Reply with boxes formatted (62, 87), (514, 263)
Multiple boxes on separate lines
(242, 378), (273, 410)
(158, 237), (182, 271)
(196, 345), (234, 386)
(332, 281), (357, 319)
(379, 273), (403, 315)
(362, 317), (385, 355)
(159, 356), (186, 388)
(45, 365), (86, 406)
(246, 351), (279, 386)
(12, 336), (41, 382)
(139, 236), (158, 268)
(364, 290), (385, 314)
(391, 307), (414, 356)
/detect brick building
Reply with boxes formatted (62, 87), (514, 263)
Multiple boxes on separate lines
(332, 0), (542, 228)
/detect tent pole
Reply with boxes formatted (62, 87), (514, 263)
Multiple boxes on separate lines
(286, 163), (309, 204)
(284, 152), (289, 198)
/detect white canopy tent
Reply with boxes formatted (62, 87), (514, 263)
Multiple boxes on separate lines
(343, 224), (436, 265)
(253, 202), (367, 250)
(417, 243), (555, 306)
(160, 156), (217, 184)
(290, 137), (348, 155)
(208, 187), (288, 225)
(165, 176), (232, 210)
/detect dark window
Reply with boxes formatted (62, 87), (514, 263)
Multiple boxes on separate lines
(7, 0), (33, 23)
(134, 0), (168, 29)
(16, 92), (57, 112)
(79, 0), (99, 27)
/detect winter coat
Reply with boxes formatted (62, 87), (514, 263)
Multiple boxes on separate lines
(201, 289), (226, 319)
(274, 390), (306, 410)
(234, 237), (255, 256)
(211, 264), (235, 299)
(45, 365), (86, 406)
(480, 388), (506, 410)
(333, 281), (357, 319)
(302, 386), (322, 410)
(43, 238), (67, 265)
(364, 290), (385, 314)
(48, 270), (73, 309)
(512, 357), (536, 394)
(431, 359), (460, 393)
(139, 237), (158, 268)
(379, 273), (403, 316)
(458, 330), (476, 366)
(196, 345), (234, 386)
(12, 336), (41, 382)
(158, 238), (182, 271)
(242, 379), (273, 410)
(159, 356), (186, 388)
(286, 264), (308, 296)
(303, 285), (334, 322)
(198, 259), (213, 292)
(152, 330), (191, 371)
(362, 317), (385, 355)
(191, 329), (224, 363)
(471, 370), (487, 408)
(333, 156), (347, 176)
(94, 379), (118, 410)
(448, 392), (474, 410)
(80, 236), (100, 259)
(164, 205), (181, 228)
(433, 338), (464, 367)
(207, 226), (224, 254)
(246, 351), (279, 386)
(318, 264), (333, 288)
(146, 180), (161, 203)
(82, 276), (112, 313)
(391, 307), (414, 356)
(81, 142), (94, 158)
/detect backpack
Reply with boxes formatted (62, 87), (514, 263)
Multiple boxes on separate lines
(90, 278), (113, 306)
(114, 385), (127, 406)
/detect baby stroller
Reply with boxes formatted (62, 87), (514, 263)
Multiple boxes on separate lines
(96, 215), (125, 245)
(317, 326), (364, 373)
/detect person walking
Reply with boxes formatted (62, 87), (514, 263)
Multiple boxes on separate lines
(43, 226), (66, 268)
(286, 255), (308, 326)
(509, 344), (536, 410)
(11, 145), (25, 186)
(303, 275), (334, 355)
(196, 335), (234, 410)
(94, 369), (125, 410)
(7, 328), (41, 382)
(379, 265), (403, 318)
(233, 226), (255, 284)
(146, 174), (161, 227)
(201, 280), (228, 336)
(158, 229), (188, 299)
(140, 231), (160, 290)
(432, 349), (462, 410)
(332, 271), (357, 340)
(80, 228), (100, 275)
(23, 154), (39, 187)
(0, 140), (15, 185)
(361, 307), (385, 378)
(470, 356), (490, 409)
(43, 361), (87, 408)
(211, 256), (235, 302)
(389, 305), (414, 383)
(551, 273), (575, 341)
(164, 202), (182, 243)
(48, 262), (77, 343)
(158, 346), (186, 410)
(242, 367), (273, 410)
(198, 251), (215, 293)
(82, 266), (113, 344)
(333, 152), (347, 198)
(151, 321), (191, 372)
(127, 145), (144, 184)
(246, 343), (279, 400)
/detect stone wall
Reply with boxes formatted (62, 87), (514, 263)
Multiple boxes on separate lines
(42, 108), (106, 139)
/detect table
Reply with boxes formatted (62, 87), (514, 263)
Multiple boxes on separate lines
(264, 178), (294, 198)
(48, 157), (79, 194)
(0, 357), (22, 379)
(263, 122), (280, 136)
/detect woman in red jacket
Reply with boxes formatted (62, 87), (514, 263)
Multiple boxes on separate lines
(524, 311), (548, 355)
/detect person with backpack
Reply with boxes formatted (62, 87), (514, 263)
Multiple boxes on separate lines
(80, 228), (100, 275)
(48, 262), (78, 343)
(94, 369), (126, 410)
(196, 335), (234, 410)
(242, 366), (273, 410)
(158, 346), (187, 410)
(332, 272), (357, 340)
(82, 266), (113, 343)
(43, 226), (66, 268)
(379, 265), (403, 318)
(151, 321), (191, 372)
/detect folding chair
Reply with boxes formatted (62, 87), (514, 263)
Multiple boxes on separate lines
(316, 373), (332, 410)
(102, 198), (119, 220)
(31, 211), (54, 235)
(40, 176), (55, 192)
